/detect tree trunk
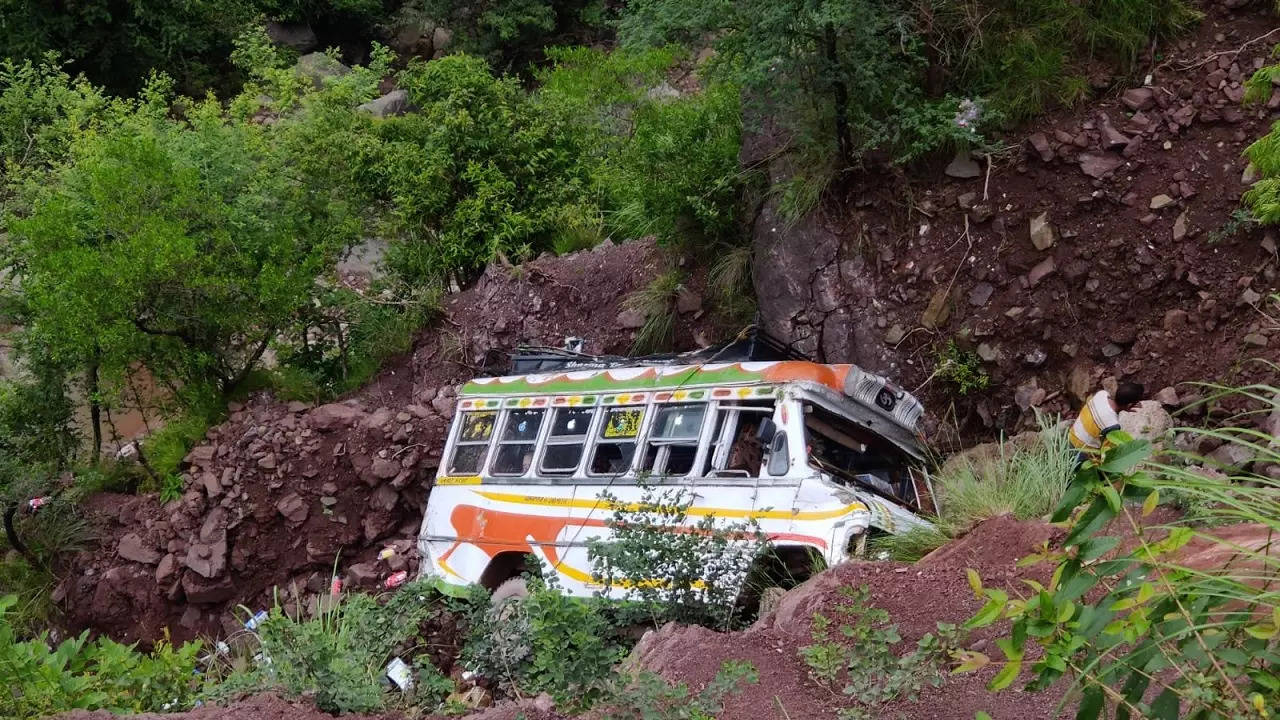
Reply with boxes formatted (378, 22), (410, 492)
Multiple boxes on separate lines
(824, 22), (852, 166)
(86, 352), (102, 465)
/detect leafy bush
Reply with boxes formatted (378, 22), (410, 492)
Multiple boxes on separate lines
(464, 580), (627, 708)
(798, 585), (962, 719)
(933, 341), (990, 396)
(961, 382), (1280, 718)
(931, 419), (1075, 537)
(535, 46), (744, 248)
(7, 76), (359, 406)
(374, 53), (592, 284)
(587, 483), (765, 630)
(1243, 60), (1280, 226)
(0, 594), (202, 716)
(213, 579), (452, 714)
(603, 660), (759, 720)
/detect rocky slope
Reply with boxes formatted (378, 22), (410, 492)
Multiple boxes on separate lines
(58, 238), (721, 644)
(751, 0), (1280, 444)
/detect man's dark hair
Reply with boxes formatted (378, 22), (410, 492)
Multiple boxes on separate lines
(1116, 382), (1145, 408)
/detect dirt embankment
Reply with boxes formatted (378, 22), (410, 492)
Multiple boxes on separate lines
(751, 0), (1280, 445)
(58, 238), (722, 645)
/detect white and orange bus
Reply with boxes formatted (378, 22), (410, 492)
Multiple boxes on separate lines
(416, 357), (936, 599)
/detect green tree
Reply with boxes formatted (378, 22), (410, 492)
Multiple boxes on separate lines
(535, 46), (743, 246)
(5, 77), (359, 414)
(372, 53), (593, 282)
(619, 0), (976, 167)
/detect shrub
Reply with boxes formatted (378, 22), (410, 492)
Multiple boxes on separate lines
(798, 585), (962, 718)
(212, 579), (452, 714)
(534, 46), (744, 249)
(0, 594), (203, 716)
(961, 382), (1280, 718)
(374, 54), (592, 285)
(602, 660), (759, 720)
(587, 483), (765, 630)
(933, 340), (990, 396)
(464, 581), (627, 708)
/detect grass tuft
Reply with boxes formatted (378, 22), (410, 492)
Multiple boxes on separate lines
(625, 269), (686, 354)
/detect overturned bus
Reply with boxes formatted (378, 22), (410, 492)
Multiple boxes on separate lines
(416, 350), (937, 599)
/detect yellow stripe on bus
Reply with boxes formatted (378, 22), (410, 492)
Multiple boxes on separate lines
(436, 476), (483, 485)
(474, 490), (868, 521)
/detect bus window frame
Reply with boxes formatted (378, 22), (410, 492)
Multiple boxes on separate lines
(538, 405), (597, 477)
(586, 404), (648, 479)
(446, 409), (498, 476)
(491, 407), (551, 478)
(640, 402), (711, 478)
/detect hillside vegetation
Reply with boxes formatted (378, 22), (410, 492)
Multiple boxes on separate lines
(2, 1), (1280, 717)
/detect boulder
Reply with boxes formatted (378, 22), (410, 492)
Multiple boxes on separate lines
(155, 553), (179, 584)
(183, 536), (228, 579)
(1119, 401), (1173, 443)
(920, 286), (952, 329)
(968, 282), (994, 307)
(616, 309), (646, 329)
(1027, 256), (1056, 287)
(184, 445), (215, 467)
(1208, 442), (1253, 468)
(276, 493), (309, 524)
(1121, 87), (1155, 111)
(1172, 211), (1188, 241)
(1154, 386), (1180, 407)
(1029, 212), (1056, 251)
(944, 149), (982, 178)
(117, 533), (161, 565)
(201, 472), (223, 499)
(295, 53), (350, 89)
(309, 403), (364, 431)
(357, 89), (409, 118)
(265, 21), (318, 52)
(1149, 194), (1176, 210)
(182, 572), (236, 604)
(371, 457), (401, 481)
(1078, 153), (1124, 179)
(346, 561), (381, 588)
(1026, 132), (1054, 162)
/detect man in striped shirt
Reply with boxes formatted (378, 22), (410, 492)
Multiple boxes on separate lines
(1070, 382), (1145, 452)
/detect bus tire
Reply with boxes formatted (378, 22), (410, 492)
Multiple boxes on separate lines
(490, 577), (529, 607)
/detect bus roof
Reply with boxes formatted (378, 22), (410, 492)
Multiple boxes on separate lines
(460, 360), (851, 397)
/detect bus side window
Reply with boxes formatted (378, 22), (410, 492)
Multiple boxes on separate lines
(642, 403), (706, 476)
(589, 406), (644, 476)
(540, 407), (594, 476)
(701, 400), (774, 476)
(448, 411), (496, 474)
(492, 409), (546, 476)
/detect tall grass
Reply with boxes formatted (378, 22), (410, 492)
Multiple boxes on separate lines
(624, 269), (686, 354)
(934, 418), (1075, 536)
(873, 418), (1074, 560)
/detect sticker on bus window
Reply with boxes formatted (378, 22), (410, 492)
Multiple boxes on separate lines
(459, 411), (496, 442)
(602, 408), (643, 439)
